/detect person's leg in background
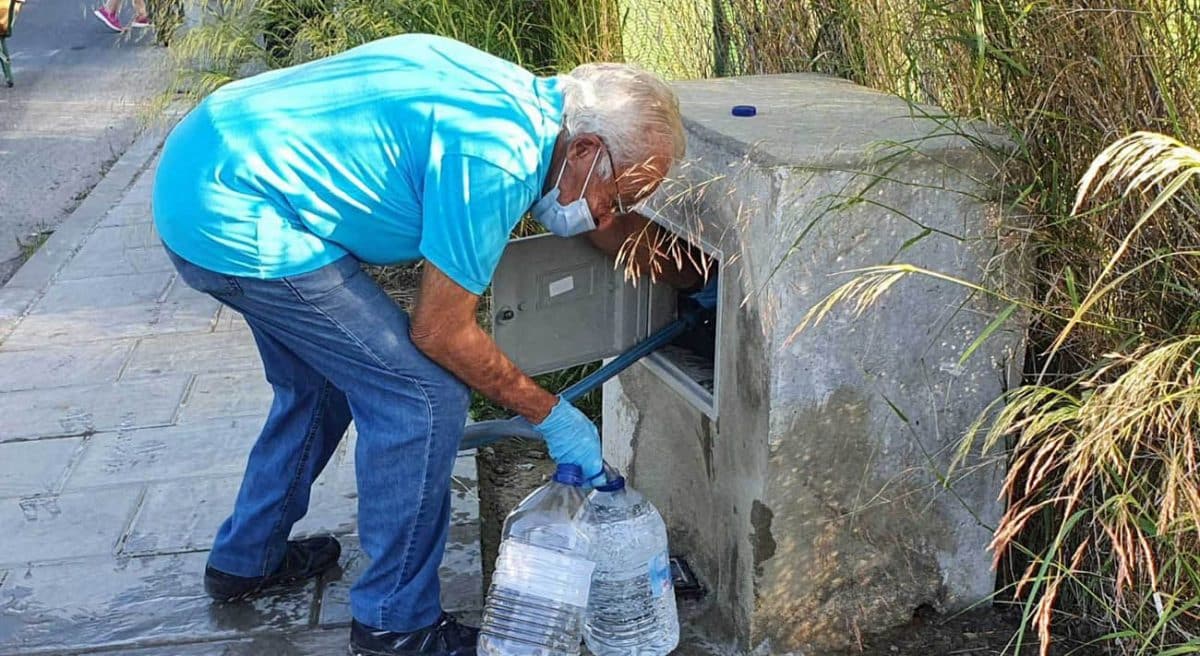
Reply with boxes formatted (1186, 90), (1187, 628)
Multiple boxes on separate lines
(128, 0), (151, 29)
(93, 0), (150, 31)
(92, 0), (125, 32)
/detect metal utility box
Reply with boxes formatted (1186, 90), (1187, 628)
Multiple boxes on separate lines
(491, 233), (719, 419)
(491, 234), (664, 376)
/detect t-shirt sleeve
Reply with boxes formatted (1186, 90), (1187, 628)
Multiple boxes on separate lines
(419, 154), (534, 295)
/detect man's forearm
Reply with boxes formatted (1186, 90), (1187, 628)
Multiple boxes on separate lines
(414, 323), (557, 424)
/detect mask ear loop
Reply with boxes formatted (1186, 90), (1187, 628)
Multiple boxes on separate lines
(577, 148), (601, 197)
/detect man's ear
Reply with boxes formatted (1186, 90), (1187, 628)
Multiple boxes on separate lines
(567, 133), (603, 164)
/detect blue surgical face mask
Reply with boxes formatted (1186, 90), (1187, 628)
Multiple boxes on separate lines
(532, 150), (602, 237)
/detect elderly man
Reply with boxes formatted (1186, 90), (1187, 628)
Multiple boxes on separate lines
(153, 33), (702, 656)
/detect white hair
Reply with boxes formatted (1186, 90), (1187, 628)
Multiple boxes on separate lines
(558, 63), (686, 178)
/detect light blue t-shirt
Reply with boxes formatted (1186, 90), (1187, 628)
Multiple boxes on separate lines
(153, 34), (564, 295)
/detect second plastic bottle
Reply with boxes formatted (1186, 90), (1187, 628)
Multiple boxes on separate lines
(478, 463), (594, 656)
(581, 471), (680, 656)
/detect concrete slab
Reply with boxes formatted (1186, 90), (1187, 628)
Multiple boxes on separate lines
(123, 441), (359, 557)
(123, 331), (262, 380)
(120, 476), (238, 557)
(0, 437), (83, 498)
(0, 552), (315, 656)
(0, 287), (39, 345)
(0, 375), (190, 442)
(58, 224), (172, 281)
(0, 486), (141, 565)
(66, 417), (263, 490)
(3, 273), (220, 348)
(98, 202), (157, 228)
(97, 629), (350, 656)
(177, 371), (273, 423)
(0, 339), (133, 391)
(97, 173), (157, 230)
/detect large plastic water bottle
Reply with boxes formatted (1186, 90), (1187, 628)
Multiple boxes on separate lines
(581, 471), (680, 655)
(478, 463), (595, 656)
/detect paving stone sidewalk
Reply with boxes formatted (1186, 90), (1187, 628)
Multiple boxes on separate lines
(0, 130), (483, 655)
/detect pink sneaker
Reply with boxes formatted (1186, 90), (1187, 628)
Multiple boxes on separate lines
(130, 14), (151, 27)
(93, 6), (124, 31)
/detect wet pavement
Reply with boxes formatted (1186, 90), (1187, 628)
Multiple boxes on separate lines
(0, 133), (483, 654)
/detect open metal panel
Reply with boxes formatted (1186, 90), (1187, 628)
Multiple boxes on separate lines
(491, 234), (653, 376)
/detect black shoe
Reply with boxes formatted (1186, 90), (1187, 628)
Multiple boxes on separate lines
(349, 614), (478, 656)
(204, 536), (342, 602)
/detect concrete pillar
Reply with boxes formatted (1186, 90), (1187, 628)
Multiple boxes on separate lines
(602, 73), (1022, 653)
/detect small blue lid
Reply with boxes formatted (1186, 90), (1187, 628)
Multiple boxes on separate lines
(553, 463), (584, 486)
(594, 474), (626, 492)
(732, 104), (757, 117)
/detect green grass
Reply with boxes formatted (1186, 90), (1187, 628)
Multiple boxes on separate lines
(470, 361), (604, 424)
(16, 228), (52, 263)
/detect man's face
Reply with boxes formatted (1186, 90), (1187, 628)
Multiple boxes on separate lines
(556, 133), (671, 229)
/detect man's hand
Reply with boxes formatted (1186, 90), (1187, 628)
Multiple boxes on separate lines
(409, 263), (557, 423)
(534, 397), (604, 481)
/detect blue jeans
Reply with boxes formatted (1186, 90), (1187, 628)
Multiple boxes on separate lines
(166, 249), (470, 632)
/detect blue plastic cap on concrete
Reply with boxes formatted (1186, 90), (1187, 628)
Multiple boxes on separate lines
(732, 104), (757, 117)
(553, 463), (584, 486)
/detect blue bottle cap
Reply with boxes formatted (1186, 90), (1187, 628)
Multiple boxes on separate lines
(731, 105), (757, 117)
(594, 474), (626, 492)
(553, 463), (584, 486)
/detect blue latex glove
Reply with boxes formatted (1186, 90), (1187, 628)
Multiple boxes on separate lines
(689, 275), (718, 310)
(534, 397), (604, 483)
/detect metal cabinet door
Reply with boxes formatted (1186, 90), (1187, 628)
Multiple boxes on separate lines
(491, 234), (656, 376)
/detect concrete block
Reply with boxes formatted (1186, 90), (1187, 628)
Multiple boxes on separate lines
(0, 437), (83, 498)
(0, 375), (190, 442)
(176, 370), (273, 422)
(58, 224), (171, 280)
(0, 287), (39, 345)
(0, 340), (134, 392)
(0, 552), (314, 655)
(121, 476), (238, 556)
(123, 330), (261, 379)
(122, 432), (358, 556)
(3, 272), (219, 348)
(94, 629), (350, 656)
(602, 74), (1021, 652)
(66, 417), (262, 489)
(0, 486), (141, 565)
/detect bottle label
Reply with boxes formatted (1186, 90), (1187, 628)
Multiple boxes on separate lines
(648, 551), (672, 598)
(492, 540), (594, 607)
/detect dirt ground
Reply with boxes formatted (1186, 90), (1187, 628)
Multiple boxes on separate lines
(475, 439), (1097, 656)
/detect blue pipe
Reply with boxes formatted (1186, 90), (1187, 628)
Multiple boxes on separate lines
(459, 310), (702, 451)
